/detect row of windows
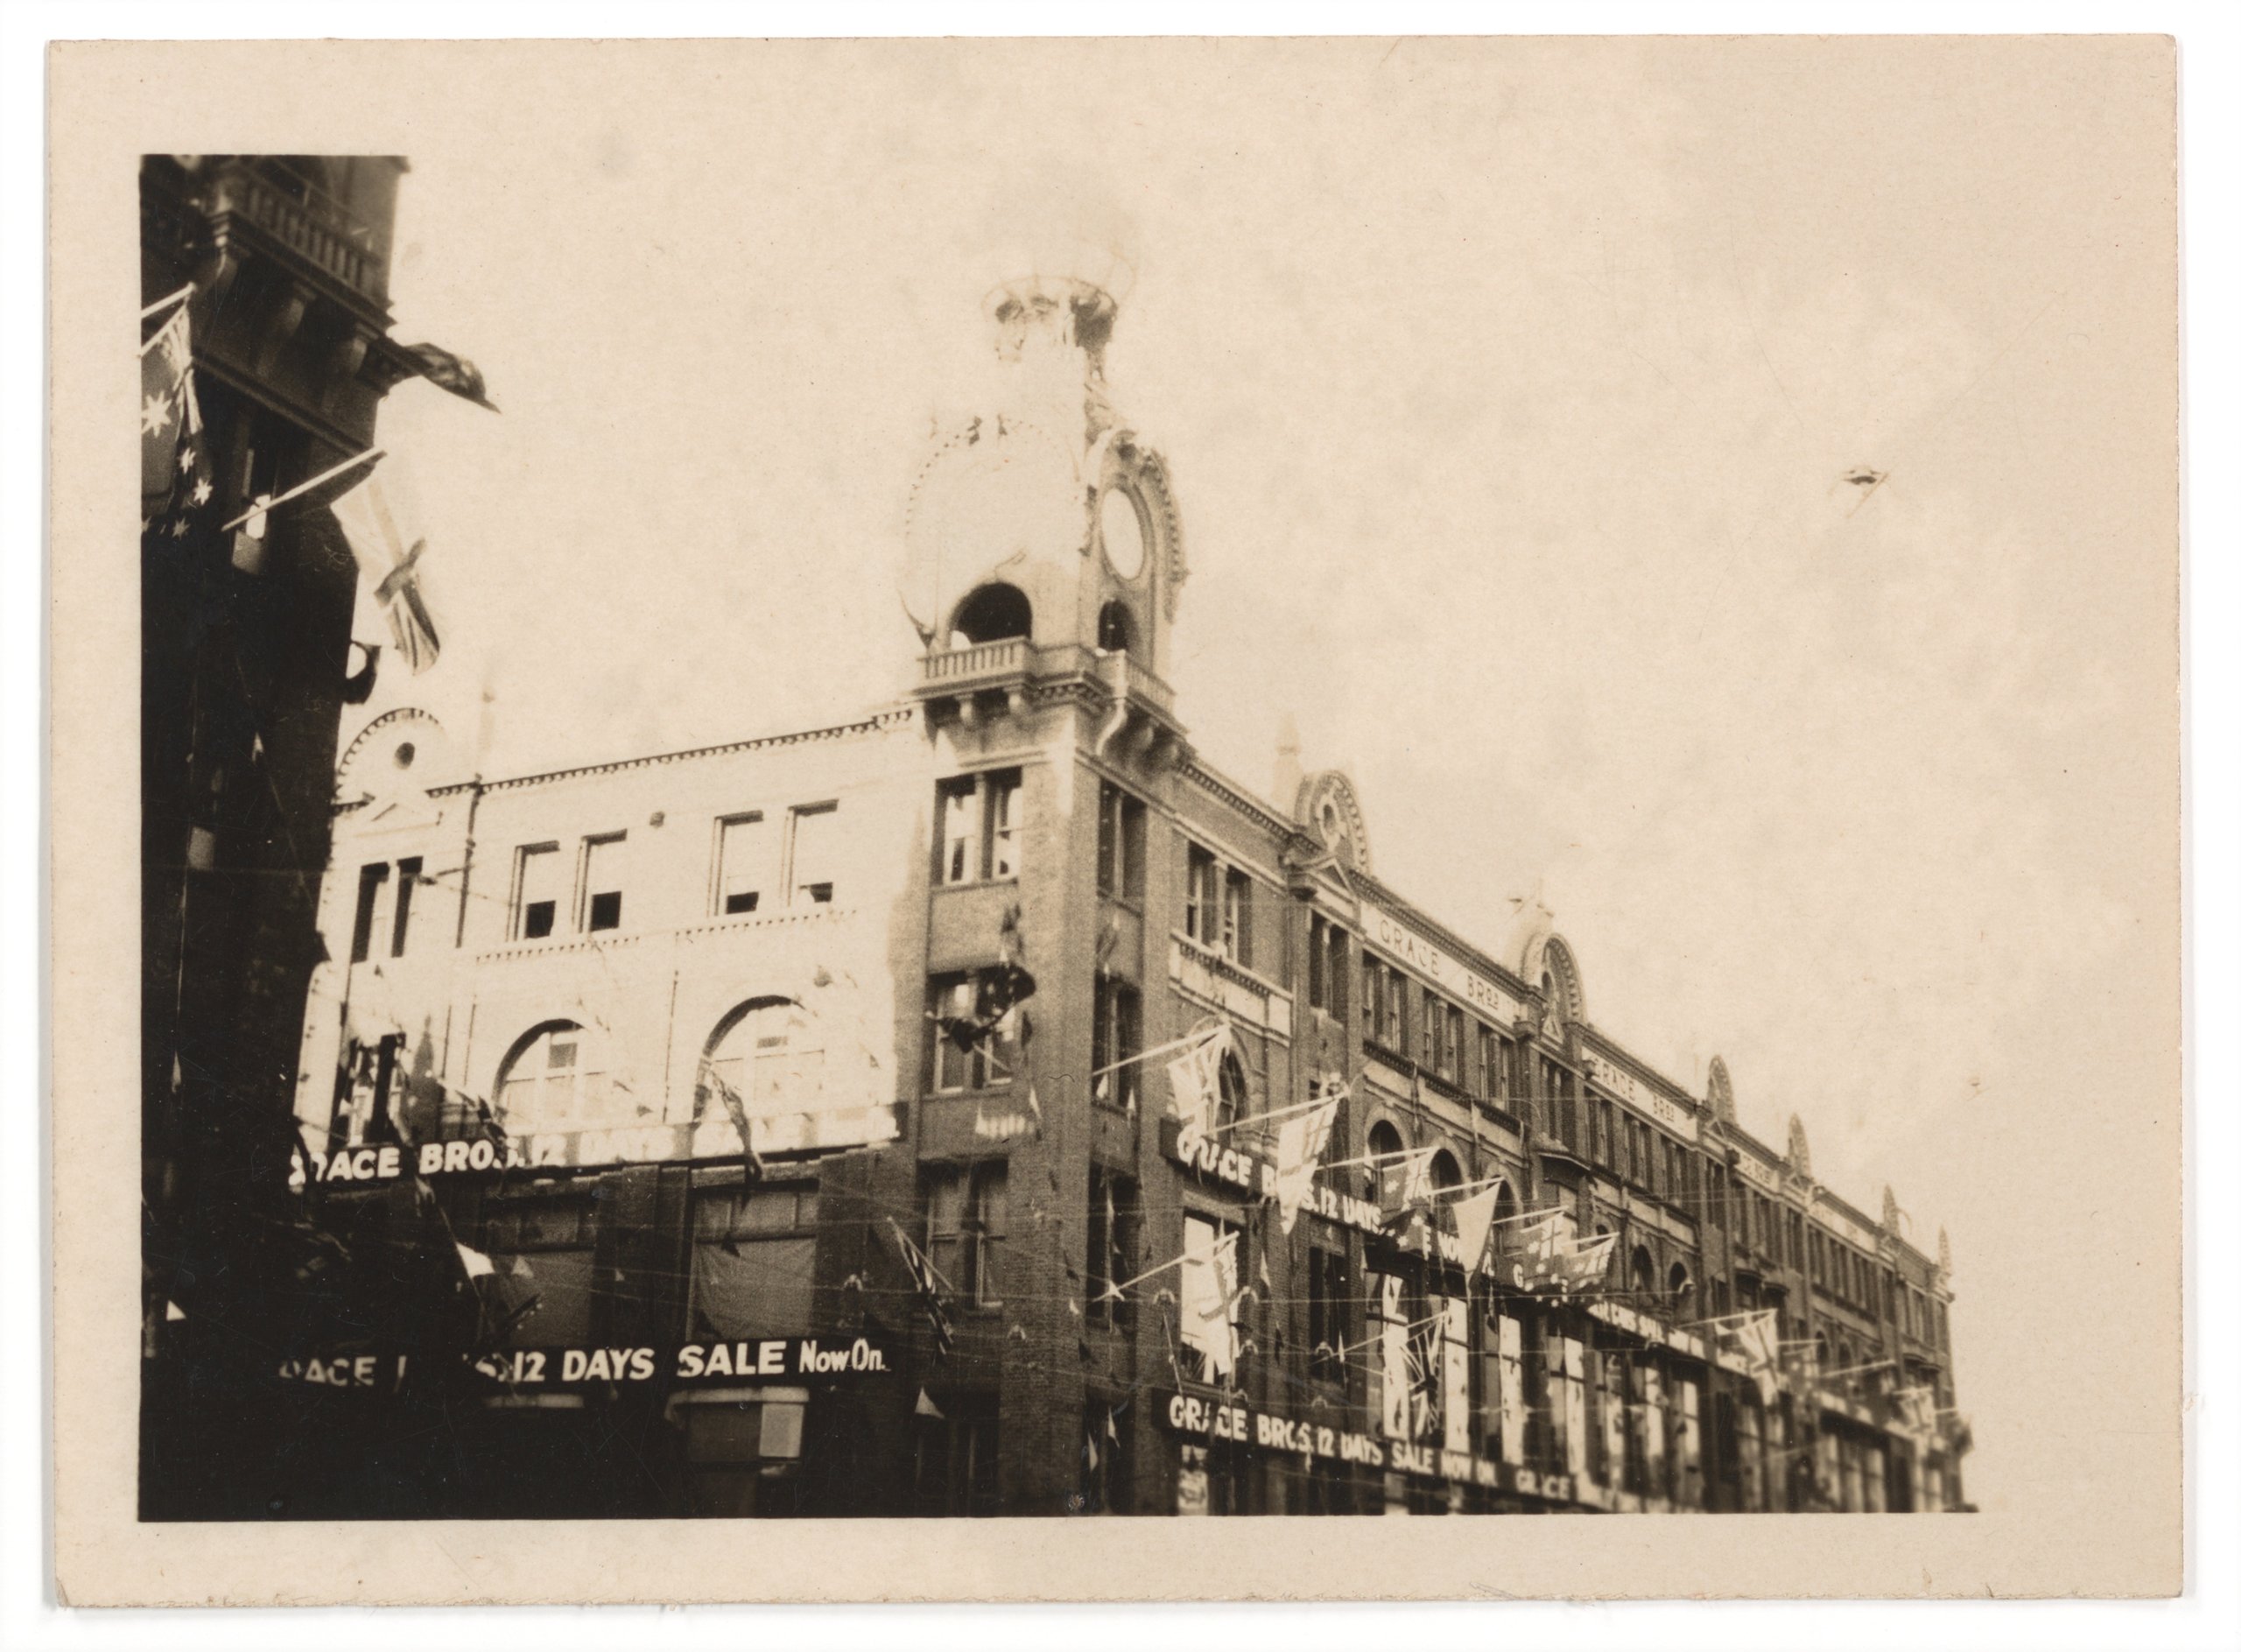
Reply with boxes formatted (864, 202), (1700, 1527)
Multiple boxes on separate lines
(506, 803), (841, 942)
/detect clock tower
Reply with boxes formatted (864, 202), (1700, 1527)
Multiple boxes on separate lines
(903, 261), (1187, 754)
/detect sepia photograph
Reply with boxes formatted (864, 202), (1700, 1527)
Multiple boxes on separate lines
(46, 31), (2188, 1606)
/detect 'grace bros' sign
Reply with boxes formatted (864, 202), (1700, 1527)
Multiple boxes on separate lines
(1161, 1390), (1592, 1507)
(1355, 907), (1527, 1026)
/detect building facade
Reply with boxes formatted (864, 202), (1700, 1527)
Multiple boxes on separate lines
(138, 155), (429, 1518)
(276, 266), (1971, 1518)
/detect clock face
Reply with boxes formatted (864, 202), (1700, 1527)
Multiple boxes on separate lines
(1099, 484), (1147, 580)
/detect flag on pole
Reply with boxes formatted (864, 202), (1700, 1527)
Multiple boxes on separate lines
(695, 1058), (766, 1180)
(914, 1387), (945, 1421)
(1450, 1185), (1502, 1274)
(454, 1241), (496, 1280)
(1271, 1086), (1343, 1234)
(397, 341), (501, 411)
(1551, 1230), (1618, 1295)
(1165, 1023), (1230, 1136)
(330, 460), (444, 674)
(141, 303), (214, 536)
(1394, 1145), (1437, 1209)
(890, 1219), (956, 1360)
(1182, 1227), (1240, 1379)
(1718, 1311), (1781, 1404)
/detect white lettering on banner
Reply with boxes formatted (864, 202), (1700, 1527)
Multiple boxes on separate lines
(1357, 908), (1524, 1025)
(1162, 1120), (1420, 1243)
(275, 1353), (388, 1388)
(1160, 1390), (1600, 1502)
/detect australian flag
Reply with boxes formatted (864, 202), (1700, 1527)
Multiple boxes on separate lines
(141, 303), (215, 541)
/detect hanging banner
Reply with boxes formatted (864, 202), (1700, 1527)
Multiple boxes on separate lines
(1157, 1390), (1591, 1506)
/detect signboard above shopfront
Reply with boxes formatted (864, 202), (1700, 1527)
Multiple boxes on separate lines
(290, 1105), (904, 1190)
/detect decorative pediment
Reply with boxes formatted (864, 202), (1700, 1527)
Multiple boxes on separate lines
(1519, 929), (1585, 1029)
(337, 706), (460, 805)
(1705, 1055), (1737, 1126)
(1294, 769), (1370, 875)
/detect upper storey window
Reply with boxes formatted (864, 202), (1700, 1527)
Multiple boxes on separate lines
(936, 770), (1022, 887)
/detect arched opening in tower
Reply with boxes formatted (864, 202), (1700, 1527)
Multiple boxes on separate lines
(949, 582), (1033, 649)
(1096, 600), (1134, 656)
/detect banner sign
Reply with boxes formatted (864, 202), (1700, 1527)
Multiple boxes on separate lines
(291, 1106), (904, 1190)
(265, 1334), (892, 1394)
(1161, 1118), (1392, 1242)
(1587, 1297), (1710, 1361)
(1159, 1390), (1595, 1507)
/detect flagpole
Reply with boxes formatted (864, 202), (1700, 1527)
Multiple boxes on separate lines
(220, 446), (385, 531)
(140, 284), (196, 321)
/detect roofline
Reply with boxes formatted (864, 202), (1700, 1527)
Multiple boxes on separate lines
(337, 703), (920, 812)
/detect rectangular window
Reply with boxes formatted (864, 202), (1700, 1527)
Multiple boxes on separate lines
(716, 812), (766, 915)
(1307, 1245), (1348, 1381)
(1387, 968), (1409, 1055)
(1085, 1170), (1138, 1329)
(1360, 956), (1383, 1042)
(390, 856), (421, 958)
(1221, 868), (1252, 966)
(926, 1162), (1007, 1308)
(513, 844), (560, 940)
(936, 769), (1022, 886)
(581, 833), (625, 931)
(936, 777), (980, 885)
(690, 1184), (820, 1337)
(1096, 783), (1146, 901)
(1444, 1005), (1465, 1083)
(478, 1197), (598, 1347)
(987, 770), (1019, 880)
(1090, 974), (1142, 1113)
(928, 973), (1019, 1093)
(349, 862), (390, 963)
(1184, 845), (1218, 944)
(789, 802), (839, 905)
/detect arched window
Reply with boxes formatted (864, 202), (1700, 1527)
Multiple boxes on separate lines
(949, 582), (1032, 648)
(1630, 1245), (1657, 1299)
(699, 997), (825, 1132)
(494, 1020), (607, 1131)
(1668, 1261), (1693, 1309)
(1213, 1047), (1249, 1134)
(1427, 1149), (1465, 1234)
(1096, 600), (1134, 655)
(1367, 1119), (1407, 1211)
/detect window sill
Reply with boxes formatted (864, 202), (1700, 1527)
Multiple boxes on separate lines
(933, 875), (1022, 895)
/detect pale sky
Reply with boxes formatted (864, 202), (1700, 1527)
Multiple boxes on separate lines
(349, 38), (2181, 1514)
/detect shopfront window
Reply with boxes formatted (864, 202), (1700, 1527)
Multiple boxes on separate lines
(678, 1393), (808, 1517)
(479, 1195), (598, 1347)
(689, 1181), (819, 1338)
(913, 1393), (1000, 1516)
